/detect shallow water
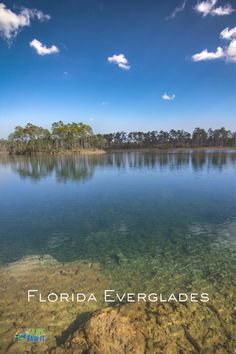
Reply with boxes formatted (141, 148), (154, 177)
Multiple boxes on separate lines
(0, 151), (235, 294)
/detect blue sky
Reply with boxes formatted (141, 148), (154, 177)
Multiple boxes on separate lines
(0, 0), (235, 138)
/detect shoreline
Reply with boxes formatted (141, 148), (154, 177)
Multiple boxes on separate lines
(1, 146), (236, 157)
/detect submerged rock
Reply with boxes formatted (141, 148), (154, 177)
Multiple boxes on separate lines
(0, 254), (235, 353)
(59, 301), (235, 354)
(0, 255), (108, 353)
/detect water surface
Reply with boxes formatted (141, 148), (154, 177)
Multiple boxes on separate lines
(0, 150), (235, 294)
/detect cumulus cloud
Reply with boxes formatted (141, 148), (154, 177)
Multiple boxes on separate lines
(192, 47), (224, 61)
(211, 4), (234, 15)
(30, 39), (59, 56)
(194, 0), (217, 16)
(0, 3), (50, 42)
(162, 93), (176, 100)
(192, 26), (236, 63)
(220, 26), (236, 40)
(166, 0), (187, 20)
(194, 0), (234, 16)
(226, 39), (236, 62)
(107, 54), (130, 70)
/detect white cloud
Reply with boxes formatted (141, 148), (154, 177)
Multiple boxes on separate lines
(28, 9), (50, 22)
(166, 0), (187, 20)
(30, 39), (59, 56)
(194, 0), (217, 16)
(192, 47), (224, 61)
(220, 26), (236, 40)
(226, 39), (236, 62)
(63, 71), (71, 78)
(194, 0), (234, 16)
(192, 26), (236, 63)
(0, 3), (50, 42)
(211, 4), (234, 15)
(162, 93), (176, 100)
(107, 54), (130, 70)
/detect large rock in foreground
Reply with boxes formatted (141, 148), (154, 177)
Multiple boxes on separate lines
(57, 300), (235, 354)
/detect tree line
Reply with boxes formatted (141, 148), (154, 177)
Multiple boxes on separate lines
(0, 121), (235, 154)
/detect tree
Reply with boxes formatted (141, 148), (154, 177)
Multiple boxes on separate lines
(5, 122), (235, 154)
(51, 121), (93, 150)
(212, 127), (230, 147)
(192, 128), (207, 147)
(0, 138), (8, 152)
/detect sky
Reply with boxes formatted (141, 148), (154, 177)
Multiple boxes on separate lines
(0, 0), (236, 138)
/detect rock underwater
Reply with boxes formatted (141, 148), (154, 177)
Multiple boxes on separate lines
(55, 300), (235, 354)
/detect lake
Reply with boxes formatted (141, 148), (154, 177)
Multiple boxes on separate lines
(0, 150), (236, 352)
(0, 150), (235, 292)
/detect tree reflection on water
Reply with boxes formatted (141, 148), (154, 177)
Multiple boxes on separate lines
(0, 150), (235, 182)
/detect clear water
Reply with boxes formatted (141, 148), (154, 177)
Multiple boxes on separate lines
(0, 151), (235, 294)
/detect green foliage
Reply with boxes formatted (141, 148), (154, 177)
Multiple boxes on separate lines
(8, 124), (52, 154)
(51, 121), (93, 150)
(6, 123), (236, 155)
(0, 138), (8, 152)
(8, 121), (94, 154)
(99, 128), (235, 149)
